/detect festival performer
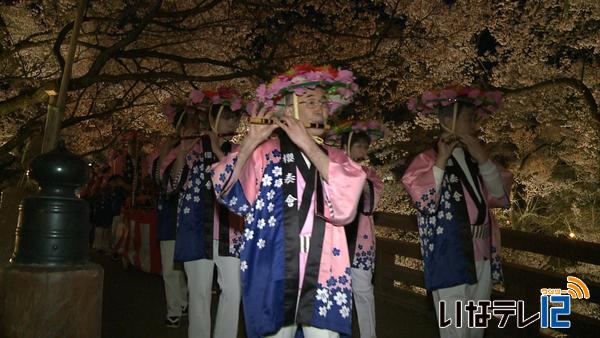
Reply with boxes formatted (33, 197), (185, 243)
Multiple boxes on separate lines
(148, 97), (204, 328)
(401, 86), (513, 338)
(211, 64), (366, 338)
(328, 120), (386, 338)
(172, 87), (245, 338)
(90, 170), (115, 253)
(81, 163), (99, 245)
(110, 131), (138, 188)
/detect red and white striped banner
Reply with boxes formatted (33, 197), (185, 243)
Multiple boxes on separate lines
(116, 208), (162, 274)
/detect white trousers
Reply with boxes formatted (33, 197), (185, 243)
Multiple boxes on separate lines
(110, 215), (123, 251)
(352, 268), (377, 338)
(93, 227), (110, 251)
(160, 240), (188, 318)
(184, 240), (241, 338)
(432, 260), (492, 338)
(266, 325), (340, 338)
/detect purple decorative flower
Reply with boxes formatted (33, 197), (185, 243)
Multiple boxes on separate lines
(336, 69), (354, 83)
(439, 89), (457, 106)
(245, 101), (256, 115)
(421, 91), (437, 108)
(230, 99), (242, 112)
(256, 84), (268, 101)
(327, 119), (387, 146)
(407, 85), (502, 116)
(407, 97), (418, 111)
(189, 90), (206, 104)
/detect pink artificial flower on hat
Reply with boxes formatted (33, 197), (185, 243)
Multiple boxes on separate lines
(328, 101), (342, 114)
(293, 87), (306, 96)
(407, 97), (418, 111)
(189, 90), (205, 104)
(291, 75), (308, 84)
(230, 99), (242, 112)
(466, 87), (481, 98)
(305, 71), (323, 82)
(210, 95), (222, 105)
(321, 71), (335, 82)
(245, 101), (256, 115)
(439, 89), (457, 106)
(256, 84), (268, 102)
(327, 119), (387, 146)
(422, 91), (437, 108)
(263, 99), (275, 109)
(336, 69), (355, 84)
(406, 85), (503, 116)
(338, 87), (354, 99)
(270, 80), (288, 95)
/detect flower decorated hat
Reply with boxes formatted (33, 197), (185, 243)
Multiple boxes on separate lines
(202, 86), (245, 113)
(254, 64), (359, 118)
(162, 92), (210, 131)
(202, 86), (246, 133)
(162, 97), (185, 128)
(327, 119), (388, 153)
(328, 120), (387, 145)
(162, 86), (245, 131)
(407, 85), (502, 133)
(407, 85), (502, 116)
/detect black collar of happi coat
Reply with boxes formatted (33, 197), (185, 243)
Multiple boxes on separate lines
(278, 131), (327, 326)
(445, 150), (487, 226)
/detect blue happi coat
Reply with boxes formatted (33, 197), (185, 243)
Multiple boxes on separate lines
(151, 155), (179, 241)
(173, 136), (217, 262)
(402, 149), (512, 291)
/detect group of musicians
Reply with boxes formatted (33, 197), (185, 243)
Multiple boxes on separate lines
(146, 64), (513, 338)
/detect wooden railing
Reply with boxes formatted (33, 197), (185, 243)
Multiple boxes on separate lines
(373, 212), (600, 337)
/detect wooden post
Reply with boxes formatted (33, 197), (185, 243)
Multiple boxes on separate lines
(40, 92), (58, 153)
(41, 0), (87, 153)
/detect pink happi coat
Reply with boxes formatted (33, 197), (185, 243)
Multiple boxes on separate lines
(402, 149), (513, 290)
(211, 138), (366, 337)
(348, 166), (384, 272)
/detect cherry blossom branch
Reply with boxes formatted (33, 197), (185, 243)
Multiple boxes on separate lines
(494, 77), (598, 124)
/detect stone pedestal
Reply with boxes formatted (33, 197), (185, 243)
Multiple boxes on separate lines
(0, 263), (103, 338)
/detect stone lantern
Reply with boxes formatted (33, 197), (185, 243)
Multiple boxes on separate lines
(1, 141), (103, 338)
(12, 141), (90, 265)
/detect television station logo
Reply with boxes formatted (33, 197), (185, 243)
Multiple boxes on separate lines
(438, 275), (591, 329)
